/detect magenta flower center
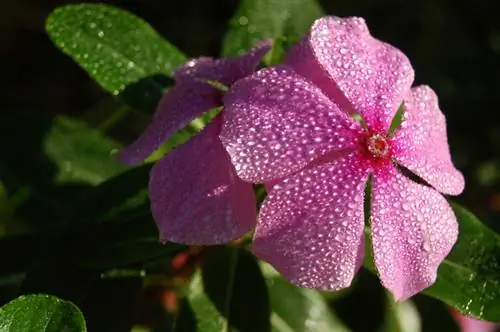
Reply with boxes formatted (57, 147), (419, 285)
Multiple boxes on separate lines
(365, 133), (390, 159)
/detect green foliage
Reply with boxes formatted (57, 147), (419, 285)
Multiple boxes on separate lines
(0, 294), (86, 332)
(46, 4), (185, 113)
(222, 0), (323, 62)
(426, 204), (500, 321)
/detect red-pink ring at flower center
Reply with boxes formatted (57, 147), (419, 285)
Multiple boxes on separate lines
(366, 133), (390, 158)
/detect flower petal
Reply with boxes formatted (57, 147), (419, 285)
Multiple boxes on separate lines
(451, 309), (498, 332)
(149, 116), (257, 244)
(393, 85), (464, 195)
(253, 153), (369, 290)
(175, 40), (272, 85)
(220, 65), (358, 183)
(370, 166), (458, 301)
(118, 82), (219, 164)
(285, 16), (414, 131)
(118, 41), (271, 165)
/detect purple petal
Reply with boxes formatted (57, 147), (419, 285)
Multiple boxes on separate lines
(370, 166), (458, 301)
(118, 41), (271, 165)
(220, 65), (359, 183)
(149, 116), (257, 244)
(117, 82), (219, 164)
(253, 153), (369, 290)
(175, 40), (272, 85)
(285, 16), (414, 131)
(393, 85), (465, 195)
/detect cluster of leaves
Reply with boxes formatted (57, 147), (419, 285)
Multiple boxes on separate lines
(0, 0), (499, 330)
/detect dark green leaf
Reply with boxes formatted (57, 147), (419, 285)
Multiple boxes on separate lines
(0, 294), (86, 332)
(363, 203), (500, 322)
(75, 163), (152, 222)
(261, 263), (350, 332)
(189, 247), (270, 331)
(188, 271), (226, 331)
(222, 0), (323, 60)
(46, 4), (185, 112)
(0, 113), (127, 224)
(45, 116), (128, 186)
(77, 236), (184, 269)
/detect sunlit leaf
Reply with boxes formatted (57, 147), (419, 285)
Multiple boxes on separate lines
(0, 294), (86, 332)
(46, 4), (185, 112)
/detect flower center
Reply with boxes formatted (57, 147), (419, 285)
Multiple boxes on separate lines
(366, 133), (390, 158)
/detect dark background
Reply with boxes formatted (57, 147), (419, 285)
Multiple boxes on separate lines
(1, 0), (499, 330)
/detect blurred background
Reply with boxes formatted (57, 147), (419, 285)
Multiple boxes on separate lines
(1, 0), (500, 331)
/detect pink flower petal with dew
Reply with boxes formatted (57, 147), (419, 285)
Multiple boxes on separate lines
(149, 116), (257, 245)
(118, 41), (272, 165)
(117, 82), (219, 164)
(451, 309), (498, 332)
(370, 166), (458, 301)
(393, 85), (465, 195)
(285, 16), (414, 131)
(253, 152), (369, 290)
(220, 65), (359, 183)
(175, 40), (272, 85)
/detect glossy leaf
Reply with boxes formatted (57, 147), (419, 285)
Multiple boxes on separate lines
(0, 294), (86, 332)
(222, 0), (323, 59)
(189, 247), (270, 332)
(261, 263), (350, 332)
(425, 203), (500, 321)
(363, 203), (500, 322)
(46, 4), (185, 112)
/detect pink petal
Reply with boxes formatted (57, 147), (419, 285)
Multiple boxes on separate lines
(175, 40), (272, 85)
(285, 16), (414, 131)
(149, 116), (257, 244)
(253, 152), (369, 290)
(118, 41), (271, 165)
(117, 82), (219, 164)
(451, 309), (498, 332)
(393, 85), (465, 195)
(220, 65), (359, 183)
(370, 166), (458, 301)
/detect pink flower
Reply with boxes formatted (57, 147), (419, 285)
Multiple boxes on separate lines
(118, 41), (271, 244)
(219, 17), (464, 300)
(451, 309), (498, 332)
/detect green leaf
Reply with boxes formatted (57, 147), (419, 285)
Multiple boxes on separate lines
(67, 164), (186, 268)
(46, 4), (185, 112)
(222, 0), (323, 60)
(0, 114), (126, 188)
(0, 294), (86, 332)
(425, 203), (500, 322)
(261, 263), (351, 332)
(189, 247), (270, 331)
(75, 163), (152, 222)
(188, 272), (226, 331)
(378, 292), (421, 332)
(363, 203), (500, 322)
(0, 113), (127, 224)
(45, 116), (128, 186)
